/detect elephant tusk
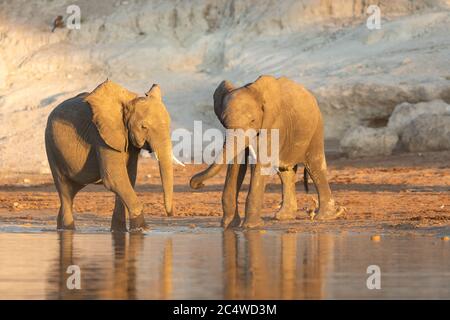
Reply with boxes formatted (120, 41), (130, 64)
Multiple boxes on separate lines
(153, 152), (159, 161)
(172, 154), (185, 167)
(248, 145), (257, 161)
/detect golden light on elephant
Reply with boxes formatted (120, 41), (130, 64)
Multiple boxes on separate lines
(45, 80), (176, 232)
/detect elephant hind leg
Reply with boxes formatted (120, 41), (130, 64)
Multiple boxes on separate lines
(55, 177), (84, 230)
(274, 165), (298, 220)
(305, 128), (340, 220)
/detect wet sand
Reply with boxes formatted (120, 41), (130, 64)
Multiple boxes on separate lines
(0, 151), (449, 234)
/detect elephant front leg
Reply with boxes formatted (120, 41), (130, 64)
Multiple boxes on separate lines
(100, 151), (147, 232)
(111, 197), (127, 232)
(222, 160), (247, 229)
(274, 165), (298, 220)
(111, 151), (138, 232)
(109, 181), (146, 232)
(243, 163), (266, 228)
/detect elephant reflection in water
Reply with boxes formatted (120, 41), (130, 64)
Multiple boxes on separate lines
(48, 231), (83, 299)
(110, 235), (174, 299)
(47, 232), (174, 299)
(222, 231), (335, 299)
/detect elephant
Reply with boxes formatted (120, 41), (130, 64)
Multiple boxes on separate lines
(45, 79), (179, 232)
(190, 75), (342, 228)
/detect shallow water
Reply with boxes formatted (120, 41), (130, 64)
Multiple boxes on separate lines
(0, 227), (449, 299)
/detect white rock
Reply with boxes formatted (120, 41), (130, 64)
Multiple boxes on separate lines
(388, 99), (450, 134)
(39, 167), (51, 174)
(340, 126), (399, 158)
(401, 114), (450, 152)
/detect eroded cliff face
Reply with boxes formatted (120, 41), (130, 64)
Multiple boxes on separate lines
(1, 0), (449, 170)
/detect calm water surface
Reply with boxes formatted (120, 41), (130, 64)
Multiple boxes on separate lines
(0, 227), (449, 299)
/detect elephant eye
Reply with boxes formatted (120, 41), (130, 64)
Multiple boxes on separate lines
(141, 123), (148, 130)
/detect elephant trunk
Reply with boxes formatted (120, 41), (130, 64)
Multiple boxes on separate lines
(152, 138), (174, 216)
(190, 132), (250, 189)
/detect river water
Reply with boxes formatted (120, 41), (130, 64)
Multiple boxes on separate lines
(0, 227), (449, 299)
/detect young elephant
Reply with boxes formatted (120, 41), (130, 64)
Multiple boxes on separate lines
(190, 75), (342, 228)
(45, 80), (177, 232)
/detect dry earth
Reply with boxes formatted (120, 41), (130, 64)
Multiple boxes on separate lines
(0, 151), (448, 234)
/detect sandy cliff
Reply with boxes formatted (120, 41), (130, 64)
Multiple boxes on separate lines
(1, 0), (449, 171)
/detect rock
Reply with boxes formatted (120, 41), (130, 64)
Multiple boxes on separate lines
(442, 236), (450, 241)
(388, 99), (450, 134)
(340, 126), (398, 158)
(39, 167), (51, 174)
(371, 235), (381, 242)
(23, 178), (31, 184)
(401, 114), (450, 152)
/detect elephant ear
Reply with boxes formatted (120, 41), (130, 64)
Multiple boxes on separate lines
(145, 84), (163, 100)
(248, 75), (281, 129)
(213, 80), (234, 119)
(84, 80), (137, 152)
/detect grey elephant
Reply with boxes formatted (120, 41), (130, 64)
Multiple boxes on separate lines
(45, 80), (179, 232)
(190, 75), (342, 228)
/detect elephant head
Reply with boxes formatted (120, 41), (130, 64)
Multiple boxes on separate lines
(190, 75), (281, 189)
(85, 80), (175, 216)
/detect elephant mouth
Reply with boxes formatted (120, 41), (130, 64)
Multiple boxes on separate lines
(143, 141), (152, 152)
(130, 133), (145, 149)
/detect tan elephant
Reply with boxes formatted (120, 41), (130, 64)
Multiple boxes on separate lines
(45, 80), (177, 232)
(190, 75), (342, 228)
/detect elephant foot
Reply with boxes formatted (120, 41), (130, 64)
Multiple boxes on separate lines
(222, 213), (241, 229)
(189, 176), (205, 190)
(242, 216), (264, 229)
(57, 218), (75, 231)
(111, 220), (127, 233)
(274, 207), (297, 221)
(314, 201), (345, 221)
(166, 209), (174, 217)
(129, 214), (149, 232)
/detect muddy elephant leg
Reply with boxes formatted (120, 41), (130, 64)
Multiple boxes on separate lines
(111, 151), (138, 232)
(275, 165), (298, 220)
(243, 163), (266, 228)
(222, 153), (248, 228)
(305, 129), (339, 220)
(55, 178), (84, 230)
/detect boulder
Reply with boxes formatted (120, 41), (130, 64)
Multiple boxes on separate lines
(388, 99), (450, 134)
(340, 126), (399, 158)
(401, 114), (450, 152)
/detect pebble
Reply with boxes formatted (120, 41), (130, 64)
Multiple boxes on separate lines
(441, 236), (450, 241)
(13, 202), (19, 208)
(371, 235), (381, 242)
(23, 178), (31, 184)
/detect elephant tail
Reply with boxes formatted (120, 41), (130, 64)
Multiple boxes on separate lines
(303, 168), (309, 193)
